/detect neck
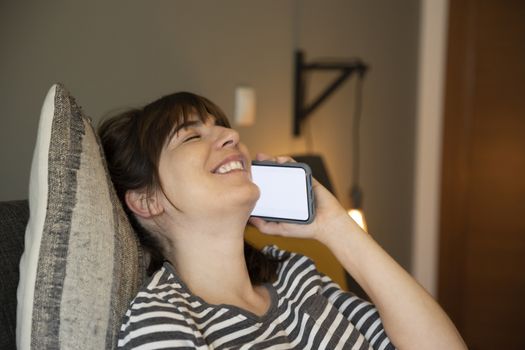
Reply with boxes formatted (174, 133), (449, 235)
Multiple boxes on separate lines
(165, 214), (257, 306)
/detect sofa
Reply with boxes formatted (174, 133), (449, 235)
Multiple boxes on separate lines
(0, 200), (28, 349)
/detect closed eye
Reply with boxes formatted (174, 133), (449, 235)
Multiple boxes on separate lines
(183, 134), (201, 143)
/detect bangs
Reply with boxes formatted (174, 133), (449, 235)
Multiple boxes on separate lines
(143, 92), (231, 149)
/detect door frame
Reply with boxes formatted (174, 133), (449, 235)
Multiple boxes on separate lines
(411, 0), (449, 297)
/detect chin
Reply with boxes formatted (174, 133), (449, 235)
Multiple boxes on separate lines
(247, 184), (261, 209)
(240, 181), (261, 206)
(226, 181), (260, 213)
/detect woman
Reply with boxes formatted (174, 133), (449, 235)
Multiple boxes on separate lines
(99, 92), (466, 349)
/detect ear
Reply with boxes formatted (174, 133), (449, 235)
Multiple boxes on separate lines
(125, 189), (164, 219)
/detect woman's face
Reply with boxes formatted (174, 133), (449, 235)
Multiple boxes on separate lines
(156, 114), (259, 220)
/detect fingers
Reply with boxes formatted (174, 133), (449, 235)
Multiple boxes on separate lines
(255, 153), (273, 161)
(248, 217), (285, 236)
(276, 156), (296, 164)
(255, 153), (296, 164)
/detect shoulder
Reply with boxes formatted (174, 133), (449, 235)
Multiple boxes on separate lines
(261, 245), (317, 272)
(118, 264), (199, 348)
(261, 244), (309, 261)
(119, 264), (187, 323)
(262, 245), (325, 292)
(131, 263), (187, 303)
(262, 245), (350, 299)
(124, 262), (206, 315)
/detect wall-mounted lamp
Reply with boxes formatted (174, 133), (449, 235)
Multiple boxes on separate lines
(293, 50), (368, 136)
(292, 50), (369, 232)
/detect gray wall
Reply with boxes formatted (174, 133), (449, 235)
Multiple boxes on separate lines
(0, 0), (419, 270)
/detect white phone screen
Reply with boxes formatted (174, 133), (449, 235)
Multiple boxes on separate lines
(251, 164), (310, 221)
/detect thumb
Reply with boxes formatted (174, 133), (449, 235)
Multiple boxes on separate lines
(249, 217), (285, 236)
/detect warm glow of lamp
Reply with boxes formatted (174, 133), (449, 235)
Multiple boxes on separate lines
(348, 185), (367, 232)
(348, 208), (368, 232)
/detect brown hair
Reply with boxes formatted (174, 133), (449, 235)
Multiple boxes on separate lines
(98, 92), (279, 282)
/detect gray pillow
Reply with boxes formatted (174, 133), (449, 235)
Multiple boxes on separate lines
(17, 84), (146, 349)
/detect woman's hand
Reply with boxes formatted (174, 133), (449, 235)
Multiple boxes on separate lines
(250, 153), (468, 350)
(248, 153), (363, 244)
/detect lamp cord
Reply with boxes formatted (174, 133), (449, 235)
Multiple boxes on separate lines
(352, 74), (364, 187)
(303, 73), (314, 153)
(304, 114), (314, 152)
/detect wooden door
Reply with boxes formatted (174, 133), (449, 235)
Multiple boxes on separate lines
(438, 1), (525, 349)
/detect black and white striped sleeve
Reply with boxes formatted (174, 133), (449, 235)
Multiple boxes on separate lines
(117, 295), (202, 349)
(320, 274), (396, 350)
(117, 271), (204, 349)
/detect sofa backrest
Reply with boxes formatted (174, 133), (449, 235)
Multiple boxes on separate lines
(0, 200), (28, 350)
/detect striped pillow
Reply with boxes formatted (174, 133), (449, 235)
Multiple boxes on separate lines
(17, 84), (146, 349)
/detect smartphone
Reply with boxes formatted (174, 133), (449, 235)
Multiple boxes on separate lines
(250, 161), (315, 224)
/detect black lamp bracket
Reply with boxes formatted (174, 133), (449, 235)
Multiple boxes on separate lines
(293, 50), (368, 136)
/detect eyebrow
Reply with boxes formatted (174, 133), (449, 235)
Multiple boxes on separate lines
(167, 116), (223, 144)
(172, 120), (203, 135)
(165, 120), (201, 146)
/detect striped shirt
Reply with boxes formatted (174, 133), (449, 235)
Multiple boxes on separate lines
(118, 246), (395, 349)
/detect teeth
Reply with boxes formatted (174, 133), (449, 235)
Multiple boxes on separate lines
(216, 161), (244, 174)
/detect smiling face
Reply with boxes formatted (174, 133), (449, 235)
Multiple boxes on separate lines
(156, 114), (260, 221)
(100, 92), (262, 271)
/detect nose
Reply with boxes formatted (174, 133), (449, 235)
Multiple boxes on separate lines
(214, 126), (240, 149)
